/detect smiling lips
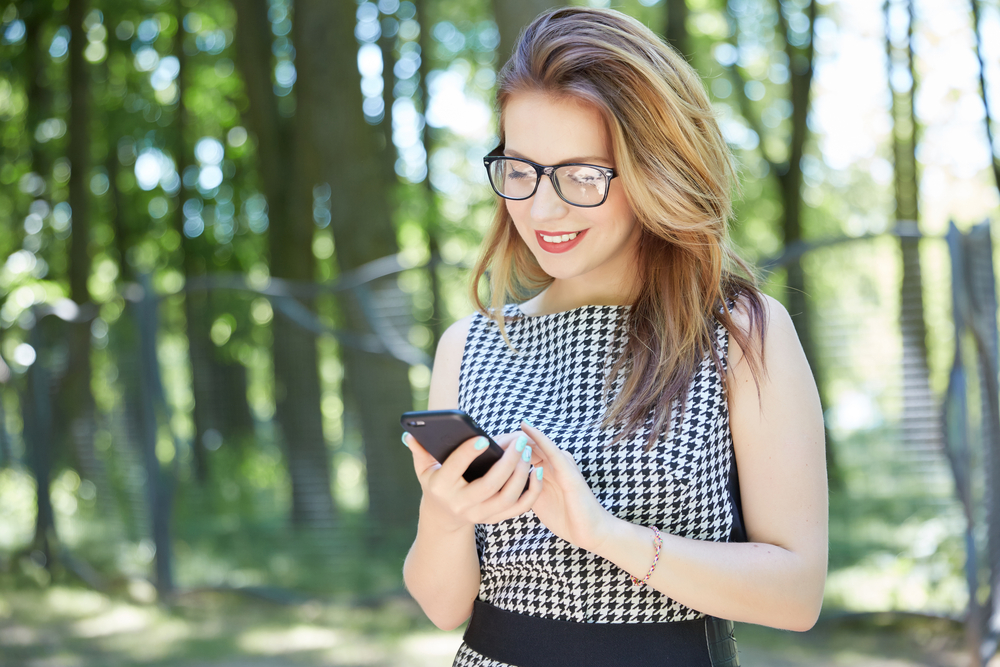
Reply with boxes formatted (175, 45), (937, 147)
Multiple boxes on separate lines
(535, 229), (587, 253)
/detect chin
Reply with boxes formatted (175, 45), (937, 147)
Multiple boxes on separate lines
(533, 260), (589, 282)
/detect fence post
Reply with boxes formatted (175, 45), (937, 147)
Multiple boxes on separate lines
(945, 220), (1000, 666)
(24, 313), (56, 568)
(134, 275), (174, 596)
(963, 221), (1000, 662)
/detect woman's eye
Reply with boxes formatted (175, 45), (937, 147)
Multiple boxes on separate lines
(508, 168), (532, 181)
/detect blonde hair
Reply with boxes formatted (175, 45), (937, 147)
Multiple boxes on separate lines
(471, 7), (766, 447)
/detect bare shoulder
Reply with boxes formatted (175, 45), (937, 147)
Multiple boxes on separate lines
(726, 290), (822, 429)
(427, 314), (477, 410)
(727, 292), (796, 376)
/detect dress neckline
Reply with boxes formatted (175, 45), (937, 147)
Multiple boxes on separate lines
(512, 302), (630, 320)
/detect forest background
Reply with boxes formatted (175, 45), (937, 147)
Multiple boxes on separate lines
(1, 0), (999, 664)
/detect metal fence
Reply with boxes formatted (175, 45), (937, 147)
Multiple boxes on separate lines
(1, 221), (998, 661)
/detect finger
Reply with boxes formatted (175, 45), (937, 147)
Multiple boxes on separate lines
(436, 434), (500, 485)
(494, 432), (522, 451)
(467, 431), (530, 499)
(403, 432), (441, 476)
(519, 420), (567, 470)
(487, 450), (534, 512)
(482, 465), (543, 524)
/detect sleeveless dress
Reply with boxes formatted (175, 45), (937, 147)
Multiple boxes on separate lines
(452, 304), (738, 666)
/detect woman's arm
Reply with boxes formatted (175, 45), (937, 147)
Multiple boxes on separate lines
(525, 295), (828, 631)
(402, 317), (480, 631)
(402, 316), (544, 631)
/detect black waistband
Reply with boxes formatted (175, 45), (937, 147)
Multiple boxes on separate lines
(463, 599), (737, 667)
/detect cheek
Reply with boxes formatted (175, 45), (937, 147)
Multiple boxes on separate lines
(506, 202), (533, 238)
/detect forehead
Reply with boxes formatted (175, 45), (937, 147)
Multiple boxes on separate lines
(502, 91), (611, 163)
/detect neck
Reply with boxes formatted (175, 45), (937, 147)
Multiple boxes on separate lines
(521, 266), (639, 317)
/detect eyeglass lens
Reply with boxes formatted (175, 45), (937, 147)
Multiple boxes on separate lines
(488, 158), (609, 206)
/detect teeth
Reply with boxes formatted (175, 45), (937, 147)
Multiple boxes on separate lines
(540, 232), (579, 244)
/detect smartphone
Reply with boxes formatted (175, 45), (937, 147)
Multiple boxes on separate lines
(401, 410), (508, 483)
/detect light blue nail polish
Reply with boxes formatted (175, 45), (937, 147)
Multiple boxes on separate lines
(401, 432), (410, 447)
(522, 445), (532, 462)
(515, 434), (527, 452)
(536, 467), (543, 481)
(474, 437), (489, 450)
(522, 418), (534, 429)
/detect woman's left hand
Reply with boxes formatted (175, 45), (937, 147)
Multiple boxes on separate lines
(521, 420), (616, 553)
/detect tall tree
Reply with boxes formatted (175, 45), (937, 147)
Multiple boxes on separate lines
(491, 0), (562, 65)
(664, 0), (690, 59)
(725, 0), (839, 483)
(884, 0), (938, 472)
(415, 0), (445, 348)
(172, 0), (210, 482)
(60, 0), (98, 482)
(971, 0), (1000, 196)
(322, 0), (421, 540)
(233, 0), (336, 527)
(172, 2), (253, 482)
(727, 0), (817, 355)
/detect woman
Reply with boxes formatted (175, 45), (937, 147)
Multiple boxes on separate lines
(401, 7), (827, 666)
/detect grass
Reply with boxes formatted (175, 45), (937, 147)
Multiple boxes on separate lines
(0, 432), (993, 667)
(0, 578), (989, 667)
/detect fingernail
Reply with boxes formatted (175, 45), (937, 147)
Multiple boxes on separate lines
(522, 418), (534, 429)
(515, 434), (527, 452)
(401, 432), (410, 447)
(536, 467), (543, 481)
(522, 445), (532, 462)
(474, 437), (489, 450)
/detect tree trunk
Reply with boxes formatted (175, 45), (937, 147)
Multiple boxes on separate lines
(24, 3), (52, 190)
(416, 0), (444, 348)
(233, 0), (336, 527)
(321, 0), (420, 540)
(727, 0), (839, 485)
(971, 0), (1000, 195)
(172, 3), (253, 480)
(172, 3), (209, 483)
(379, 16), (397, 184)
(491, 0), (563, 66)
(61, 0), (98, 483)
(664, 0), (690, 59)
(885, 0), (938, 473)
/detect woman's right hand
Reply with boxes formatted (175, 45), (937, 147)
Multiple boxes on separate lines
(403, 431), (544, 531)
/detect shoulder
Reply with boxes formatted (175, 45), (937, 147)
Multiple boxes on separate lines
(427, 314), (477, 410)
(725, 292), (797, 374)
(725, 291), (820, 422)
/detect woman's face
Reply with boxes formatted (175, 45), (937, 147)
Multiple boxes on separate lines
(502, 91), (640, 290)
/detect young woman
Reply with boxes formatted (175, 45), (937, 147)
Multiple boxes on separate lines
(401, 7), (827, 666)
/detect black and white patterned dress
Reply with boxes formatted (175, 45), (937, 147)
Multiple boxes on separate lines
(453, 303), (738, 666)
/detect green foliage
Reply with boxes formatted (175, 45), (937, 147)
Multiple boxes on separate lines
(0, 0), (989, 637)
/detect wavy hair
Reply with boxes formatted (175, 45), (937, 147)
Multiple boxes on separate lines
(470, 7), (767, 447)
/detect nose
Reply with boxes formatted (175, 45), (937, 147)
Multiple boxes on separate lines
(530, 174), (568, 221)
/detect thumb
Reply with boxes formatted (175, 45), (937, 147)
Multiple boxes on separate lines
(403, 431), (441, 475)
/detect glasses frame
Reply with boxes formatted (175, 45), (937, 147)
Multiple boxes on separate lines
(483, 153), (618, 208)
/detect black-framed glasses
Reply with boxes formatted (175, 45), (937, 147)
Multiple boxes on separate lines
(483, 152), (618, 208)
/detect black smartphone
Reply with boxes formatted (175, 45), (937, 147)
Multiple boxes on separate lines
(401, 410), (507, 482)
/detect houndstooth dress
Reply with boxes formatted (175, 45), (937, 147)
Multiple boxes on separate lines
(452, 304), (738, 667)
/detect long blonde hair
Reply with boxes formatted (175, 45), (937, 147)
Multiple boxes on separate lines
(471, 7), (766, 447)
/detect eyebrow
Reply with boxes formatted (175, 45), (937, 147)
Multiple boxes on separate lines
(504, 148), (611, 165)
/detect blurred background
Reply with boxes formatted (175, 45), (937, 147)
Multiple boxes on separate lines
(0, 0), (998, 664)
